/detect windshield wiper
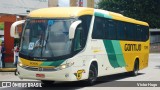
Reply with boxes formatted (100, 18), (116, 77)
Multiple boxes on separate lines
(44, 25), (54, 57)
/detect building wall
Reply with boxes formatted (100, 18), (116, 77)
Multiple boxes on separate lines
(150, 35), (160, 43)
(150, 30), (160, 44)
(149, 29), (160, 53)
(0, 0), (48, 16)
(87, 0), (94, 8)
(0, 15), (16, 62)
(70, 0), (95, 8)
(4, 22), (14, 62)
(70, 0), (77, 6)
(48, 0), (58, 7)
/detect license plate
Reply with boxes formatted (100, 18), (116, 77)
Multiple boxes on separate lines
(36, 74), (45, 78)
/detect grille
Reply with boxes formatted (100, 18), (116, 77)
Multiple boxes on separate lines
(21, 66), (56, 71)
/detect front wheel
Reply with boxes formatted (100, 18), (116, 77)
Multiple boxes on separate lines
(86, 64), (98, 85)
(41, 80), (55, 85)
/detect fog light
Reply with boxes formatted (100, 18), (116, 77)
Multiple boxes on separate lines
(65, 73), (69, 78)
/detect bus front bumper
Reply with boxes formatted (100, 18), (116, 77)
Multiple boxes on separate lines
(17, 65), (87, 81)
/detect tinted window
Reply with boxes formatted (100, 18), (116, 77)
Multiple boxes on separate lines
(92, 16), (149, 42)
(117, 21), (126, 40)
(105, 20), (117, 39)
(136, 25), (142, 41)
(141, 26), (149, 41)
(92, 17), (105, 39)
(79, 15), (92, 47)
(125, 23), (135, 40)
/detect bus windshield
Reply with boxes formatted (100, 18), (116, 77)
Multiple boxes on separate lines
(20, 19), (73, 58)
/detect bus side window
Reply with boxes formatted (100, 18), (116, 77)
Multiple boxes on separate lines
(107, 20), (116, 39)
(117, 21), (126, 40)
(92, 17), (105, 39)
(74, 24), (82, 51)
(125, 23), (135, 41)
(136, 25), (142, 41)
(142, 26), (149, 41)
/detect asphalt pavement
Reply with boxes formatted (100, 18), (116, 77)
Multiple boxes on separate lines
(0, 53), (160, 90)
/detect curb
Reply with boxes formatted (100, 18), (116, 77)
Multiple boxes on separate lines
(0, 68), (16, 72)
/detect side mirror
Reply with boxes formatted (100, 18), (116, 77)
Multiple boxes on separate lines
(69, 20), (82, 39)
(10, 20), (25, 38)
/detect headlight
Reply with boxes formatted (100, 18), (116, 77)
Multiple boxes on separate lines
(18, 62), (23, 67)
(55, 62), (74, 70)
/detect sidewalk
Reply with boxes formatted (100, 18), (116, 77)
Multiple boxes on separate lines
(0, 53), (16, 72)
(0, 62), (16, 72)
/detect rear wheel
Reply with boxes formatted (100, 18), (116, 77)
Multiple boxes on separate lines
(86, 63), (98, 85)
(131, 61), (139, 76)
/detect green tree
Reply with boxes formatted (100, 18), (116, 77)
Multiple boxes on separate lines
(98, 0), (160, 28)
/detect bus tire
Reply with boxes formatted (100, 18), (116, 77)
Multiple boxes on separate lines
(131, 60), (139, 76)
(86, 63), (98, 86)
(41, 80), (55, 85)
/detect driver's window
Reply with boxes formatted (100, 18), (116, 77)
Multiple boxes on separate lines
(74, 24), (82, 51)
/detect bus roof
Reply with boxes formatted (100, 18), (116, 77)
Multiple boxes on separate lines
(28, 7), (94, 18)
(108, 11), (149, 26)
(28, 7), (148, 26)
(95, 9), (149, 26)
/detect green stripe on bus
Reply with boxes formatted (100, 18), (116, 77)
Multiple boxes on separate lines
(111, 41), (126, 67)
(94, 12), (112, 19)
(103, 40), (119, 68)
(40, 60), (65, 67)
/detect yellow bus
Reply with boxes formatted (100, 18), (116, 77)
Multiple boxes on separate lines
(10, 7), (149, 85)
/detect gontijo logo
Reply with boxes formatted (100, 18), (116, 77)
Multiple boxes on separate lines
(124, 44), (141, 51)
